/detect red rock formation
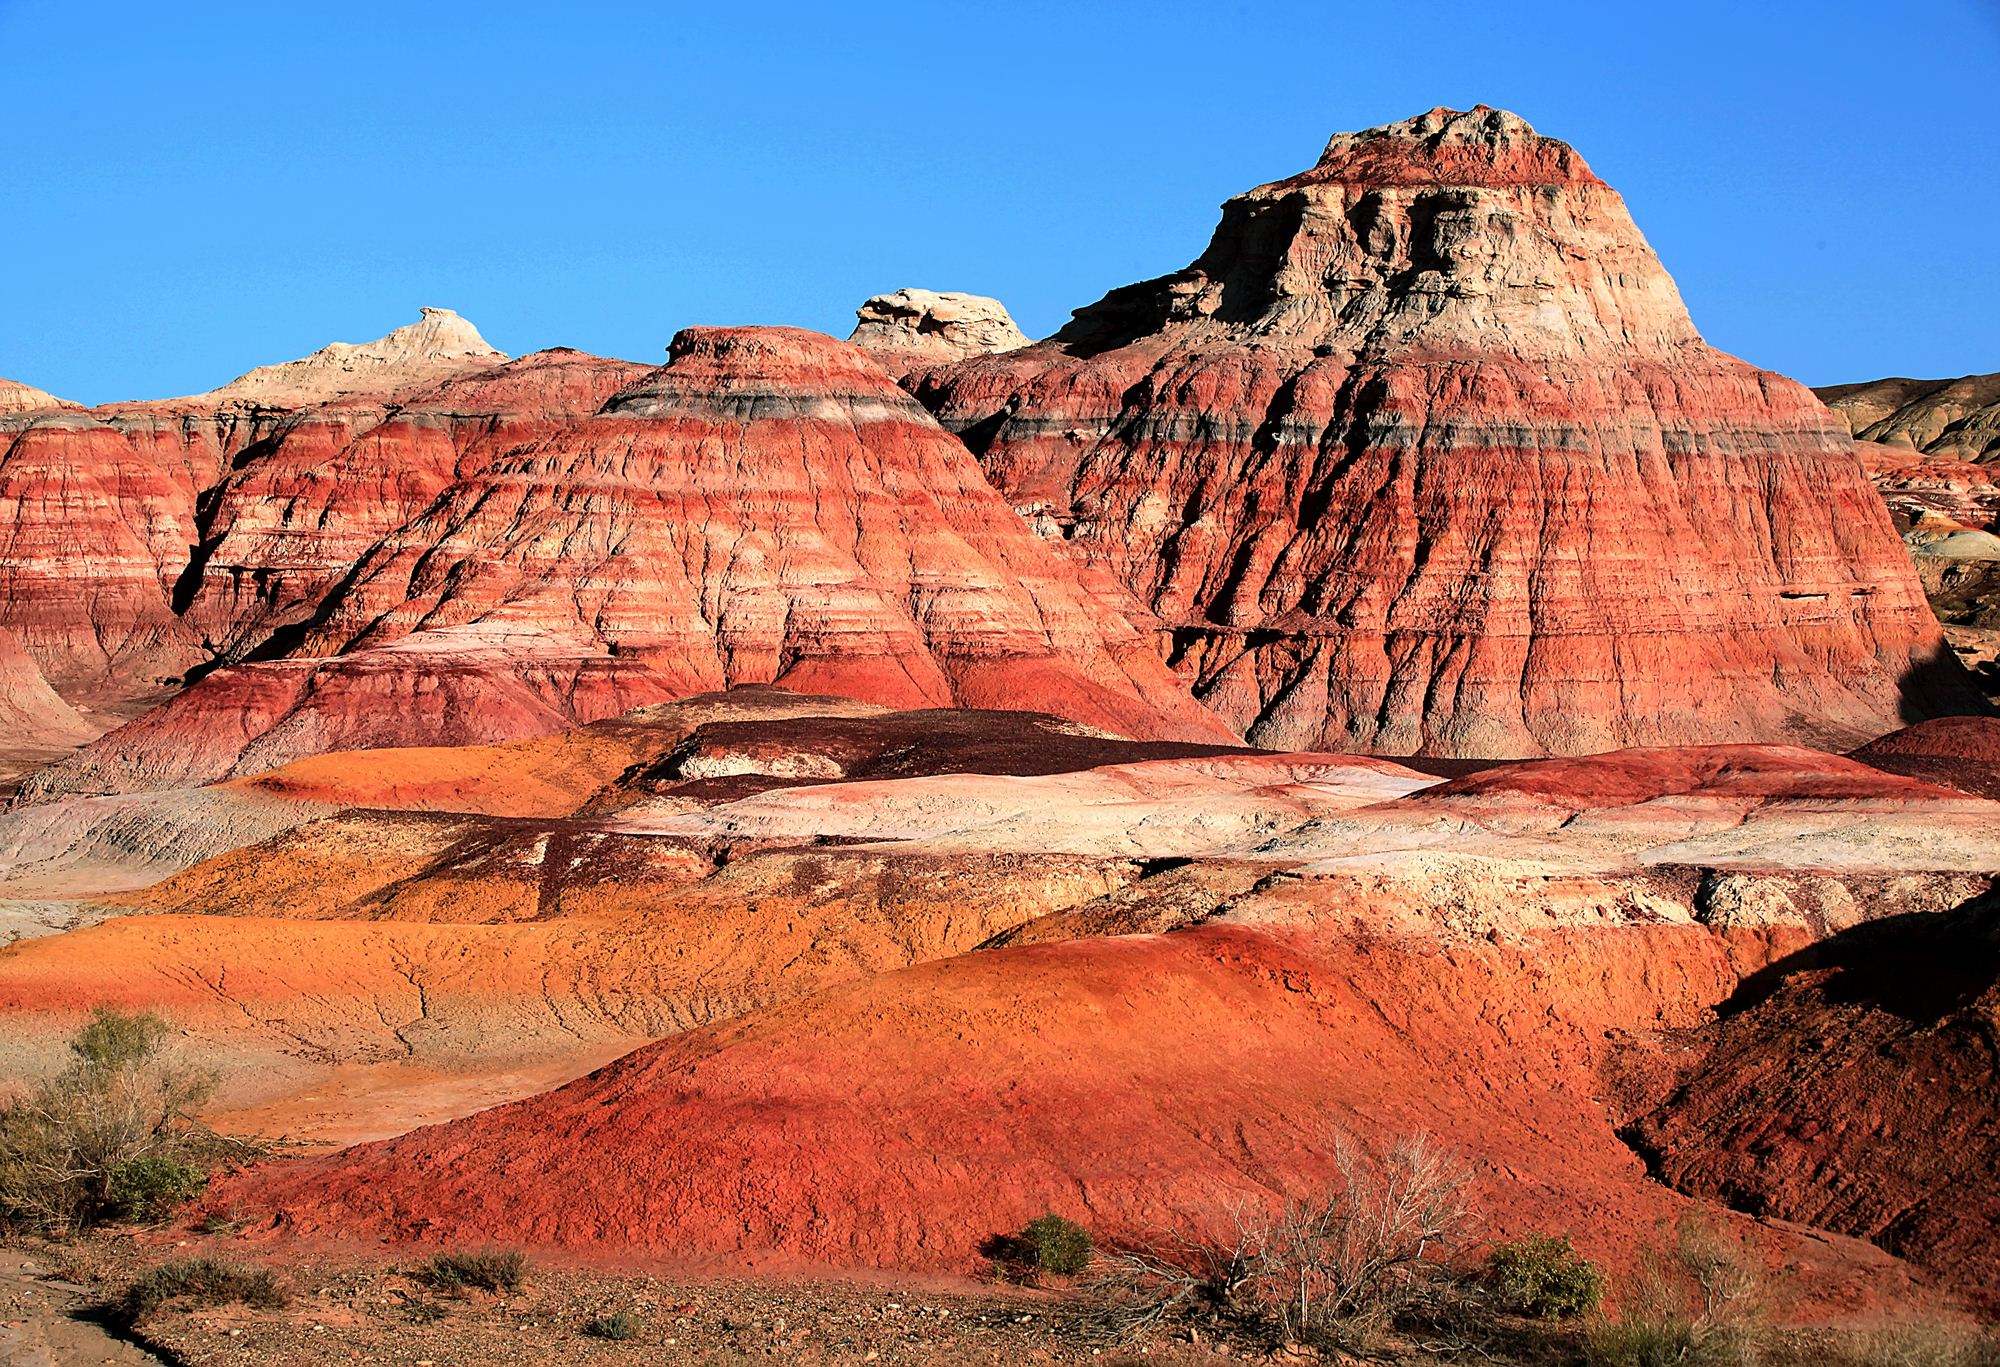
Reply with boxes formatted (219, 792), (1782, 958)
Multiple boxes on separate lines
(176, 348), (648, 658)
(279, 327), (1223, 737)
(0, 407), (211, 710)
(913, 106), (1964, 756)
(20, 328), (1228, 796)
(0, 310), (513, 714)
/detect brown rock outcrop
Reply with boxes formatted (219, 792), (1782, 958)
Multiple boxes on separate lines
(1818, 372), (2000, 463)
(199, 306), (505, 407)
(912, 106), (1964, 756)
(848, 289), (1028, 371)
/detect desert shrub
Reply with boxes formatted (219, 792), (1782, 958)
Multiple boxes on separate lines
(108, 1154), (208, 1221)
(0, 1007), (249, 1233)
(1096, 1133), (1474, 1350)
(1485, 1233), (1605, 1320)
(1588, 1215), (1763, 1366)
(418, 1248), (528, 1293)
(117, 1257), (287, 1323)
(585, 1310), (643, 1340)
(1023, 1213), (1094, 1276)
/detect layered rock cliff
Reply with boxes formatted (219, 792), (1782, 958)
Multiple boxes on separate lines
(912, 106), (1966, 756)
(19, 326), (1228, 797)
(0, 310), (514, 712)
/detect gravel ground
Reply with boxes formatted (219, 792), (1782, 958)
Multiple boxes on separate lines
(6, 1238), (1225, 1366)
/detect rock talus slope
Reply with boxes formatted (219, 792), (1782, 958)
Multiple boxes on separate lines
(913, 106), (1965, 757)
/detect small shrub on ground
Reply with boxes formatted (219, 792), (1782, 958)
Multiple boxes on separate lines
(1485, 1233), (1605, 1320)
(1588, 1215), (1763, 1366)
(107, 1154), (208, 1222)
(585, 1310), (643, 1340)
(1023, 1213), (1094, 1276)
(417, 1248), (528, 1294)
(0, 1007), (255, 1233)
(116, 1257), (288, 1324)
(1094, 1132), (1476, 1352)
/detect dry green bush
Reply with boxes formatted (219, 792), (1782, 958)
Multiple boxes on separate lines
(0, 1007), (255, 1233)
(1485, 1233), (1606, 1320)
(417, 1248), (529, 1294)
(1588, 1215), (1764, 1366)
(116, 1257), (288, 1324)
(1094, 1133), (1475, 1351)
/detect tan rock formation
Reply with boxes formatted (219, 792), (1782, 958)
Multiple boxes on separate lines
(847, 288), (1027, 370)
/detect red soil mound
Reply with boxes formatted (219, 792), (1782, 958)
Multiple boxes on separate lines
(1852, 716), (2000, 799)
(218, 919), (1910, 1307)
(1413, 743), (1970, 810)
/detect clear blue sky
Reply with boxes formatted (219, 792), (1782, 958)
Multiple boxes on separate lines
(5, 0), (1996, 405)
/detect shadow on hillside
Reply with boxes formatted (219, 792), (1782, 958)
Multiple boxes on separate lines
(1898, 640), (1995, 723)
(1718, 887), (1999, 1026)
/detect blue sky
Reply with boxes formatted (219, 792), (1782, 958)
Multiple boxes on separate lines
(4, 0), (1996, 404)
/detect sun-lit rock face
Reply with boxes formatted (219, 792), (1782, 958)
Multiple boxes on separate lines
(847, 289), (1029, 371)
(913, 105), (1967, 757)
(200, 306), (506, 406)
(269, 325), (1226, 743)
(0, 310), (513, 713)
(0, 377), (81, 415)
(15, 326), (1229, 798)
(1818, 372), (2000, 463)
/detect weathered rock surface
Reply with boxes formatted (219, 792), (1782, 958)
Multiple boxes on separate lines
(848, 289), (1028, 371)
(912, 106), (1965, 756)
(0, 631), (97, 781)
(1819, 372), (2000, 463)
(0, 378), (80, 415)
(200, 306), (506, 407)
(0, 309), (517, 714)
(1629, 888), (2000, 1306)
(16, 327), (1228, 799)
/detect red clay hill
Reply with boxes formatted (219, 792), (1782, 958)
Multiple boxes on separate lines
(18, 325), (1226, 798)
(911, 106), (1966, 757)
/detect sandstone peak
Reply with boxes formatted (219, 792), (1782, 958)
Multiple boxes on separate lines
(0, 376), (83, 415)
(203, 306), (507, 406)
(911, 108), (1966, 757)
(848, 289), (1029, 367)
(1299, 104), (1600, 189)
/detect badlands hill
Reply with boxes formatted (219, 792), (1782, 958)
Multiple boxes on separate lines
(0, 105), (1997, 1344)
(1819, 371), (2000, 463)
(5, 321), (1226, 798)
(912, 106), (1965, 756)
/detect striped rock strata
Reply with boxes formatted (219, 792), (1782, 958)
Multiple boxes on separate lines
(912, 105), (1967, 757)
